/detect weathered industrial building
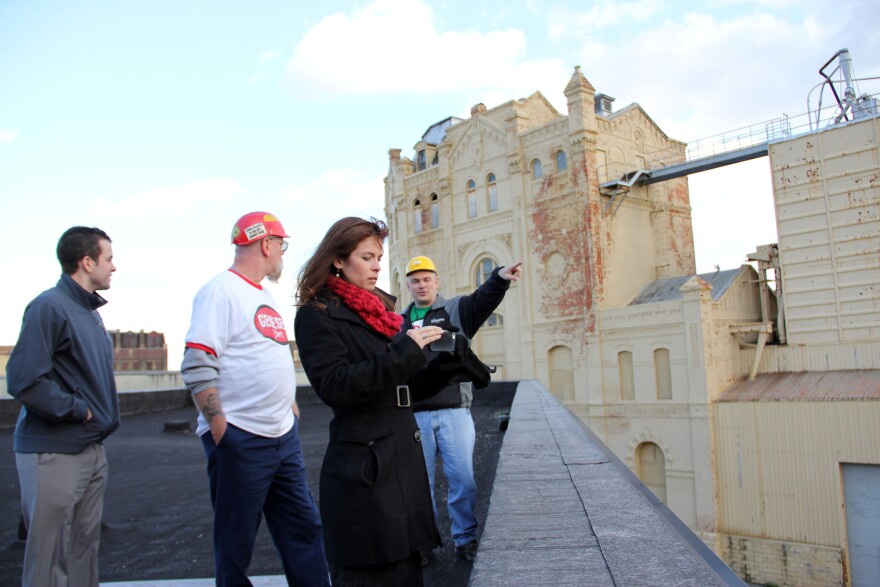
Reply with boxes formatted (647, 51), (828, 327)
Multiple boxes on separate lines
(384, 61), (879, 587)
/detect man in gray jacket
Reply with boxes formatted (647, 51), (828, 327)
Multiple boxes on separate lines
(7, 226), (119, 587)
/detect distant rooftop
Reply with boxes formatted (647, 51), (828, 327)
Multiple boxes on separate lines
(629, 266), (747, 305)
(421, 116), (463, 145)
(718, 370), (880, 402)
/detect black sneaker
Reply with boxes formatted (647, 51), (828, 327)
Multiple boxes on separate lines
(454, 540), (478, 562)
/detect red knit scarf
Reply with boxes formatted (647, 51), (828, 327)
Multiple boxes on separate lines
(326, 276), (403, 338)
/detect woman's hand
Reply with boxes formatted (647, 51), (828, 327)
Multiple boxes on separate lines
(407, 325), (445, 349)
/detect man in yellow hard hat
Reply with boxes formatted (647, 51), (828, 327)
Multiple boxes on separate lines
(401, 255), (523, 564)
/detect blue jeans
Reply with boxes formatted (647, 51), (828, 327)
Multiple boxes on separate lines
(201, 420), (330, 587)
(415, 408), (477, 547)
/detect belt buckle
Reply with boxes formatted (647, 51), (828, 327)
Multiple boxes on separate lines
(396, 385), (411, 408)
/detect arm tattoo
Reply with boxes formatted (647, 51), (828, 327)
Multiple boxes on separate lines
(202, 393), (224, 423)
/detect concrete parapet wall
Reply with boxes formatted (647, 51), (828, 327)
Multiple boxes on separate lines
(471, 380), (745, 586)
(719, 533), (843, 587)
(0, 385), (329, 428)
(0, 388), (195, 428)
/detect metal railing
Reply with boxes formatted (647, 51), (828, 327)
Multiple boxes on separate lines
(600, 95), (878, 186)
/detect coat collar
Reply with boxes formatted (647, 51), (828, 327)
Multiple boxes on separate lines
(57, 273), (108, 311)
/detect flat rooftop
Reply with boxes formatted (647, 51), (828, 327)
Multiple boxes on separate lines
(0, 382), (743, 586)
(0, 387), (510, 586)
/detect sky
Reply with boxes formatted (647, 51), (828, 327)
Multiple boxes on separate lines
(2, 0), (878, 364)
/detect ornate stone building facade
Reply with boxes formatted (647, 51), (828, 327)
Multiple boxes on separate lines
(385, 66), (696, 381)
(384, 65), (722, 534)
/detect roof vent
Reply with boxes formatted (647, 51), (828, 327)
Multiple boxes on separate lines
(594, 93), (615, 116)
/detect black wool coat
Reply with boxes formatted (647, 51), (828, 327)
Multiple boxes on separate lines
(294, 291), (449, 567)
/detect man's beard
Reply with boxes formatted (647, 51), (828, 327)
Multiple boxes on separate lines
(268, 259), (284, 284)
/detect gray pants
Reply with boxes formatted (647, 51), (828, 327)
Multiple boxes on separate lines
(16, 443), (108, 587)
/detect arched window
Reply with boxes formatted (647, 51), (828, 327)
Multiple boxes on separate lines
(474, 257), (496, 286)
(654, 348), (672, 400)
(485, 313), (503, 327)
(391, 269), (401, 299)
(430, 193), (439, 229)
(618, 351), (634, 400)
(413, 198), (422, 233)
(636, 442), (667, 502)
(549, 345), (575, 402)
(475, 257), (503, 327)
(531, 158), (543, 179)
(486, 173), (497, 212)
(556, 150), (568, 171)
(466, 179), (477, 218)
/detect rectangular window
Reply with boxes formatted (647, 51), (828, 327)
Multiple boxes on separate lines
(414, 210), (422, 233)
(431, 203), (439, 229)
(468, 193), (477, 218)
(654, 348), (672, 400)
(618, 351), (634, 400)
(488, 184), (497, 212)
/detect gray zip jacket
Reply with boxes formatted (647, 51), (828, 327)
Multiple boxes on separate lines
(7, 273), (120, 454)
(401, 267), (510, 412)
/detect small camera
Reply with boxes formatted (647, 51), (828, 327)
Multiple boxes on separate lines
(429, 330), (456, 352)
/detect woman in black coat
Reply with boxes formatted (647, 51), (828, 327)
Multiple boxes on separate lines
(294, 217), (459, 586)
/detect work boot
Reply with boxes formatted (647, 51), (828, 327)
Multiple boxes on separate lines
(455, 540), (478, 562)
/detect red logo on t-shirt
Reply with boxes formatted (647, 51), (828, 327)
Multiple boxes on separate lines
(253, 305), (288, 344)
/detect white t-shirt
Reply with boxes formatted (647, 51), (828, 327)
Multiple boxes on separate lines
(185, 270), (296, 438)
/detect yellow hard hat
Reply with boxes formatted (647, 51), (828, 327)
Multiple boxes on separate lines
(406, 255), (437, 275)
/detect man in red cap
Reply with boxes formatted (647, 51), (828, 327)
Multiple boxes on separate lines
(182, 212), (329, 586)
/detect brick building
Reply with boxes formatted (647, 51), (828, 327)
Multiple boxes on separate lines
(109, 330), (168, 371)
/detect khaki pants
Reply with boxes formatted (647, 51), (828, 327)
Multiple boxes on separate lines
(16, 444), (108, 587)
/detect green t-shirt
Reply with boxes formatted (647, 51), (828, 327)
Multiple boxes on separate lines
(409, 305), (430, 326)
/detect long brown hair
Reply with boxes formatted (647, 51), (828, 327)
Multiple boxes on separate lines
(296, 217), (393, 309)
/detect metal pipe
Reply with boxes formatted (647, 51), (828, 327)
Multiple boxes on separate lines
(839, 49), (855, 100)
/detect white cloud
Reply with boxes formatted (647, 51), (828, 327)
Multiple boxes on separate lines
(285, 0), (570, 99)
(547, 0), (664, 37)
(561, 3), (879, 141)
(88, 177), (244, 219)
(0, 129), (16, 143)
(280, 168), (386, 257)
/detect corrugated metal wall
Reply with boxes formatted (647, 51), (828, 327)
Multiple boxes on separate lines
(715, 400), (880, 546)
(769, 116), (880, 345)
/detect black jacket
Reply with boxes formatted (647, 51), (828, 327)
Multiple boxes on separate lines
(294, 289), (456, 567)
(7, 274), (120, 454)
(401, 267), (510, 411)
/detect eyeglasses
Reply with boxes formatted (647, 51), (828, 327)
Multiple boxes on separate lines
(267, 237), (288, 253)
